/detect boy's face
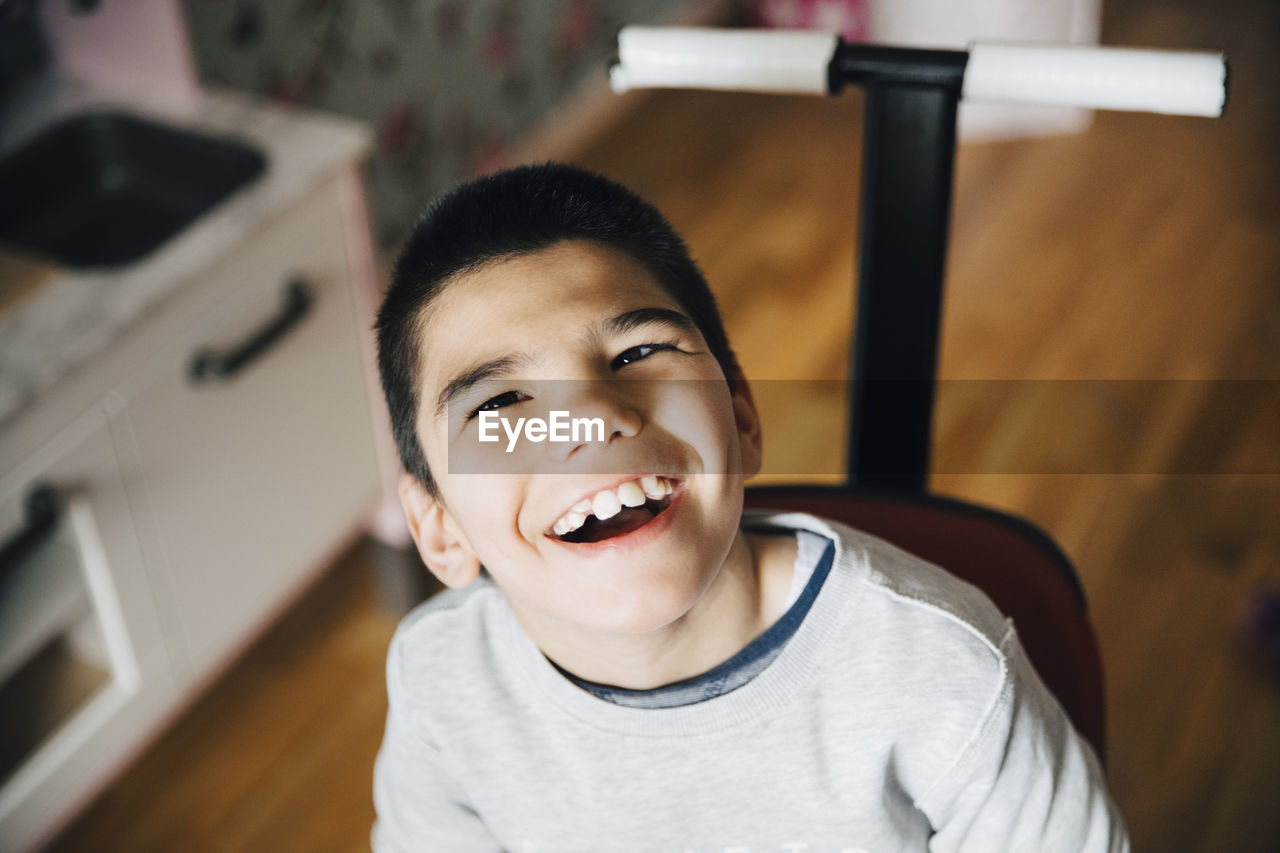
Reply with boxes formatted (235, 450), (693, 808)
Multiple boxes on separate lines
(400, 240), (762, 642)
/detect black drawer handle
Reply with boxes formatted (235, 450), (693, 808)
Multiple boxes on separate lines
(189, 278), (314, 383)
(0, 483), (61, 583)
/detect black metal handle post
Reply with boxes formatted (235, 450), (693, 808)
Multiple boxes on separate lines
(189, 278), (314, 383)
(0, 483), (61, 583)
(830, 44), (967, 491)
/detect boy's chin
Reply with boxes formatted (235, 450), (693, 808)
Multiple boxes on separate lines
(565, 583), (708, 638)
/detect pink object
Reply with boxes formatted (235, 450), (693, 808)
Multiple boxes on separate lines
(40, 0), (200, 111)
(756, 0), (869, 42)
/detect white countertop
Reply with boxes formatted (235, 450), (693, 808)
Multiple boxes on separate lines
(0, 78), (372, 430)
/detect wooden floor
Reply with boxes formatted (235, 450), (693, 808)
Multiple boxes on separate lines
(48, 0), (1278, 849)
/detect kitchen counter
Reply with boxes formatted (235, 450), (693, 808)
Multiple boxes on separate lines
(0, 77), (371, 430)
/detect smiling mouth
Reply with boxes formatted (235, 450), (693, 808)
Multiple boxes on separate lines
(549, 476), (679, 544)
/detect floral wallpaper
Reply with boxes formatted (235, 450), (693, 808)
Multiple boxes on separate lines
(180, 0), (691, 251)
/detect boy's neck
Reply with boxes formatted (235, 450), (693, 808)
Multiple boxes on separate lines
(525, 529), (798, 691)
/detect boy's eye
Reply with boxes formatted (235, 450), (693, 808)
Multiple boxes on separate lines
(612, 342), (676, 370)
(467, 390), (529, 421)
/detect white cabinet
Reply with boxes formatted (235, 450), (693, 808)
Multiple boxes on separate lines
(111, 180), (380, 678)
(0, 408), (173, 849)
(0, 173), (381, 849)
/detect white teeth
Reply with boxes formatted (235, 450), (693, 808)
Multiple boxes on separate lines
(617, 480), (646, 508)
(553, 510), (588, 537)
(550, 477), (677, 537)
(592, 489), (622, 521)
(641, 476), (664, 499)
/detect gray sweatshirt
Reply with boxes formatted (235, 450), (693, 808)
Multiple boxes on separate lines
(372, 511), (1128, 852)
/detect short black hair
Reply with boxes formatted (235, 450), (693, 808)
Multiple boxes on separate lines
(376, 162), (740, 496)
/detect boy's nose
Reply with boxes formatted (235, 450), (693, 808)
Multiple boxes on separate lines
(545, 380), (642, 463)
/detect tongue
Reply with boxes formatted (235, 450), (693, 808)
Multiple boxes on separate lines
(566, 505), (656, 543)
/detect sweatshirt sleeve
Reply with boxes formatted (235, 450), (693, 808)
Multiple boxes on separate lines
(917, 623), (1130, 853)
(371, 626), (502, 853)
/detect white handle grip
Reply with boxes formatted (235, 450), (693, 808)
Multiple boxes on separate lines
(963, 42), (1227, 117)
(610, 26), (838, 96)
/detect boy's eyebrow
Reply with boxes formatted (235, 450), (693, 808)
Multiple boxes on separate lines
(604, 307), (698, 337)
(435, 354), (529, 418)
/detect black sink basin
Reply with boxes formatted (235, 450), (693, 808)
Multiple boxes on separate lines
(0, 112), (266, 269)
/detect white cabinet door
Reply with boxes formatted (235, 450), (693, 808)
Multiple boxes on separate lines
(112, 181), (380, 679)
(0, 408), (172, 851)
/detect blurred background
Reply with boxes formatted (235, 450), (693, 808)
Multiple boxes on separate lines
(0, 0), (1277, 850)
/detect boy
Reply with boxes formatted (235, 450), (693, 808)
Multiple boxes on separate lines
(372, 163), (1127, 851)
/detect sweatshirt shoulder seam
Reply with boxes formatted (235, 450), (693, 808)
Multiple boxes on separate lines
(914, 621), (1016, 809)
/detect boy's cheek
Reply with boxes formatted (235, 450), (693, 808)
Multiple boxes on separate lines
(653, 396), (745, 475)
(448, 425), (511, 473)
(438, 478), (534, 560)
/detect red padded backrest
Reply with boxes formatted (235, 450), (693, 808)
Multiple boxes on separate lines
(745, 486), (1107, 762)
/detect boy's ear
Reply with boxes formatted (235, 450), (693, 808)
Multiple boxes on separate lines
(729, 370), (763, 478)
(398, 474), (482, 589)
